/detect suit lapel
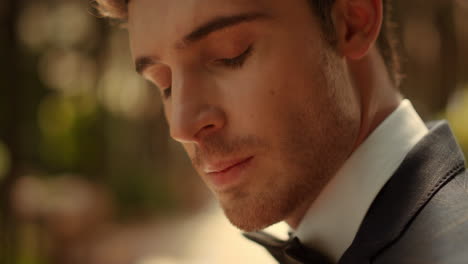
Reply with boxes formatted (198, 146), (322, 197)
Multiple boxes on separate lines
(339, 121), (466, 264)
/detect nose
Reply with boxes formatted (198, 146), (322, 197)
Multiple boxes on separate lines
(168, 75), (226, 144)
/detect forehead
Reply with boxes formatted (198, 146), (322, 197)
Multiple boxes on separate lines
(127, 0), (271, 58)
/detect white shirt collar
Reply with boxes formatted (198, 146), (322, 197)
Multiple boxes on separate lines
(294, 99), (429, 262)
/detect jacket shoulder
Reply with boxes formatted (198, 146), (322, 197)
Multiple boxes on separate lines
(375, 168), (468, 264)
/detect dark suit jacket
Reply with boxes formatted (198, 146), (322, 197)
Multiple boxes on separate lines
(339, 121), (468, 264)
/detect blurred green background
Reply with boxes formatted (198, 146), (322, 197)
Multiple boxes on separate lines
(0, 0), (467, 264)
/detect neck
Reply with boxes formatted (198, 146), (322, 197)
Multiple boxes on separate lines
(348, 46), (402, 151)
(285, 47), (402, 230)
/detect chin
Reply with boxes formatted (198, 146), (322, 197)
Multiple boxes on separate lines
(217, 188), (297, 232)
(224, 208), (282, 232)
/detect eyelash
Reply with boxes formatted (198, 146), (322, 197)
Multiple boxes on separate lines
(161, 46), (253, 100)
(217, 45), (253, 68)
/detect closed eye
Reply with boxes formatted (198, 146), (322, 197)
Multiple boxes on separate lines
(155, 46), (254, 100)
(216, 45), (253, 68)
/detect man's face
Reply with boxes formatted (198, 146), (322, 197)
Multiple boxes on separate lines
(128, 0), (361, 231)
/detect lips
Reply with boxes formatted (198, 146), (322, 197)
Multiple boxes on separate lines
(204, 156), (253, 190)
(204, 157), (251, 173)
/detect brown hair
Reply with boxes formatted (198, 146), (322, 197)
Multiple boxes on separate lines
(93, 0), (401, 86)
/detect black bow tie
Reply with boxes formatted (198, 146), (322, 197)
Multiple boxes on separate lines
(243, 231), (332, 264)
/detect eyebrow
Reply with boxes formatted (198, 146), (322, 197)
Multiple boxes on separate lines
(135, 11), (269, 74)
(183, 12), (268, 45)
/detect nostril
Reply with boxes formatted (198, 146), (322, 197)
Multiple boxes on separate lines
(200, 124), (216, 135)
(195, 123), (219, 139)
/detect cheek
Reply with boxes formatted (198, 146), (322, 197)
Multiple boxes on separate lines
(259, 36), (325, 98)
(221, 67), (309, 136)
(223, 73), (284, 134)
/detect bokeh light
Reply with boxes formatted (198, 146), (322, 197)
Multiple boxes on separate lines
(38, 49), (97, 96)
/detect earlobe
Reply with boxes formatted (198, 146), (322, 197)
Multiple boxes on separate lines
(333, 0), (382, 60)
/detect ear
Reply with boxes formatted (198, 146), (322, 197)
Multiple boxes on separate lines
(332, 0), (382, 60)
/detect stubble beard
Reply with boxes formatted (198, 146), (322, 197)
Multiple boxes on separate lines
(220, 106), (356, 232)
(193, 49), (358, 232)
